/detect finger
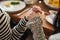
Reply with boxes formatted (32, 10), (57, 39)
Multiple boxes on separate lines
(44, 12), (50, 15)
(32, 8), (42, 14)
(32, 6), (42, 13)
(32, 5), (41, 9)
(32, 6), (41, 10)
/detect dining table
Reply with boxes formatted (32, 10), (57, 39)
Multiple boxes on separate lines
(6, 0), (56, 40)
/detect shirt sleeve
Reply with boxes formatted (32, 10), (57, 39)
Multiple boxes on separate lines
(26, 16), (46, 40)
(11, 16), (28, 40)
(0, 12), (28, 40)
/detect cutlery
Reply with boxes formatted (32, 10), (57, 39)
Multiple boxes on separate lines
(17, 8), (31, 16)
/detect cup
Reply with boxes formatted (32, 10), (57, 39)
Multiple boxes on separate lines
(24, 0), (38, 4)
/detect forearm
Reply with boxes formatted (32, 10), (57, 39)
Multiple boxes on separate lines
(26, 16), (46, 40)
(11, 16), (28, 40)
(0, 9), (28, 40)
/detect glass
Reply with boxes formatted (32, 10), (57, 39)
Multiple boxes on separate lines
(2, 0), (20, 1)
(24, 0), (38, 4)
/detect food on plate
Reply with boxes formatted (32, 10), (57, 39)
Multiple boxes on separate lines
(49, 10), (58, 15)
(11, 2), (20, 5)
(48, 0), (59, 8)
(5, 2), (11, 7)
(5, 1), (20, 7)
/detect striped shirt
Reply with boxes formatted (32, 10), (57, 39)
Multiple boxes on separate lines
(0, 11), (27, 40)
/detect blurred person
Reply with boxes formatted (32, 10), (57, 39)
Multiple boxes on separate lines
(48, 9), (60, 40)
(0, 5), (47, 40)
(32, 6), (60, 40)
(0, 8), (28, 40)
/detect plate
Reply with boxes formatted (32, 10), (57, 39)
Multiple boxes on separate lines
(46, 13), (56, 25)
(0, 1), (26, 13)
(44, 0), (59, 9)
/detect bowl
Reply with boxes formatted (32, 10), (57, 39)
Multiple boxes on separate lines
(44, 0), (60, 9)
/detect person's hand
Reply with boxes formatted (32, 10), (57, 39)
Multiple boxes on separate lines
(26, 7), (40, 21)
(26, 10), (39, 21)
(26, 5), (49, 21)
(32, 5), (42, 13)
(32, 5), (50, 15)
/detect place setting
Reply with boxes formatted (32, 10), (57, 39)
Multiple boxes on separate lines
(0, 1), (26, 13)
(0, 0), (59, 25)
(43, 0), (59, 25)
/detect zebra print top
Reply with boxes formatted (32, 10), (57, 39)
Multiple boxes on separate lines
(0, 11), (28, 40)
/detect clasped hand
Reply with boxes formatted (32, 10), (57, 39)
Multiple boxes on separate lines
(26, 5), (42, 20)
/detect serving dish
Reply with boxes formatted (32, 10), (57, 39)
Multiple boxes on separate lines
(0, 1), (26, 13)
(44, 0), (60, 9)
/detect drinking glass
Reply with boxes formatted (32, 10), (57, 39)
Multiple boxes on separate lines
(24, 0), (38, 4)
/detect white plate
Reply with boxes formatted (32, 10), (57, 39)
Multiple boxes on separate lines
(44, 0), (59, 9)
(0, 1), (26, 13)
(46, 13), (56, 25)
